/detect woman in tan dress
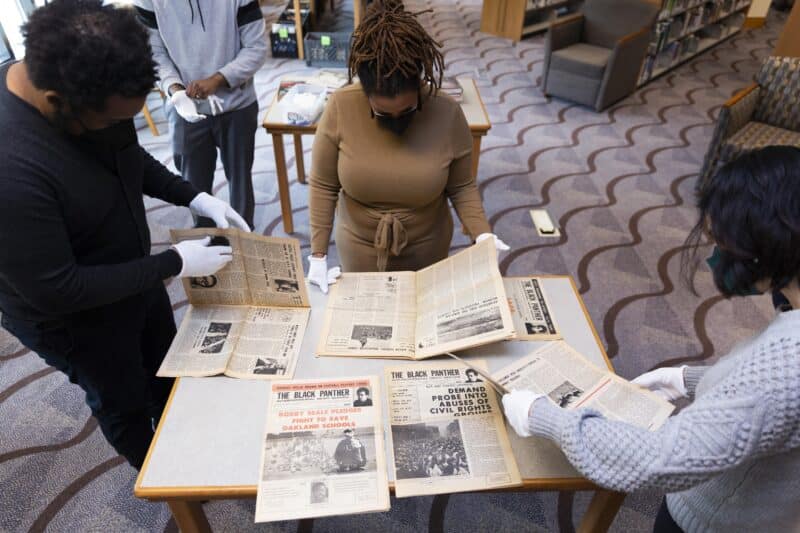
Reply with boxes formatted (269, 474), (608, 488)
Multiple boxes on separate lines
(307, 0), (507, 292)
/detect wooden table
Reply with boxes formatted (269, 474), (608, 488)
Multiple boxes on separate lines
(261, 77), (492, 234)
(135, 276), (625, 532)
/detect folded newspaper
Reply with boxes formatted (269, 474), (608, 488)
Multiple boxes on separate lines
(504, 277), (561, 340)
(255, 376), (390, 522)
(316, 238), (516, 359)
(385, 360), (522, 497)
(156, 228), (310, 380)
(494, 341), (674, 430)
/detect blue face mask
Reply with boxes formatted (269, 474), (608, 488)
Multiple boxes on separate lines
(705, 246), (762, 296)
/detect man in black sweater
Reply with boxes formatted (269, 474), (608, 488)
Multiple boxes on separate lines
(0, 0), (250, 468)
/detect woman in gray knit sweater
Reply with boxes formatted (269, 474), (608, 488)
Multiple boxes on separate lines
(503, 146), (800, 532)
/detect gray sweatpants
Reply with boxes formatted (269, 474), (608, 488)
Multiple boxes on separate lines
(169, 100), (258, 228)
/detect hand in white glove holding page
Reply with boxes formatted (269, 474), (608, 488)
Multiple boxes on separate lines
(476, 232), (510, 252)
(172, 236), (232, 277)
(307, 255), (341, 294)
(631, 366), (688, 401)
(502, 390), (545, 437)
(189, 193), (250, 231)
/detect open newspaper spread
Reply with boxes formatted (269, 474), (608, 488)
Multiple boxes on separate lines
(504, 277), (562, 340)
(385, 360), (522, 497)
(156, 228), (310, 380)
(494, 342), (674, 430)
(255, 376), (390, 522)
(316, 238), (516, 359)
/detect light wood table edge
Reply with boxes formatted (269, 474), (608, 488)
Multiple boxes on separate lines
(135, 377), (181, 497)
(135, 476), (600, 502)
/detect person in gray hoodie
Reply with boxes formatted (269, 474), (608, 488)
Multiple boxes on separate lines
(503, 146), (800, 532)
(134, 0), (268, 229)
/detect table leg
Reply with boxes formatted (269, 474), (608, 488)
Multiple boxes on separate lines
(167, 501), (211, 533)
(293, 0), (304, 60)
(471, 135), (482, 178)
(429, 493), (450, 533)
(576, 490), (626, 533)
(293, 134), (306, 184)
(272, 133), (295, 234)
(354, 0), (363, 27)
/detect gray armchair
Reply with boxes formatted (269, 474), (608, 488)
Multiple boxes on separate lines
(698, 56), (800, 191)
(543, 0), (660, 111)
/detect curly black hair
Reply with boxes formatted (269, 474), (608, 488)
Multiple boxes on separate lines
(23, 0), (157, 112)
(682, 146), (800, 297)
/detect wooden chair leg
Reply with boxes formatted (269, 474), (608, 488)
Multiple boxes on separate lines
(142, 103), (159, 136)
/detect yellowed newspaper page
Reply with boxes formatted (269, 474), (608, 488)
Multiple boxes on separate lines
(503, 277), (562, 340)
(494, 342), (674, 430)
(156, 305), (248, 377)
(171, 228), (250, 305)
(414, 239), (516, 359)
(223, 307), (310, 380)
(239, 232), (309, 307)
(385, 360), (522, 497)
(255, 376), (390, 522)
(316, 272), (417, 358)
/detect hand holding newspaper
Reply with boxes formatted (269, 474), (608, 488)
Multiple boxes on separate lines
(493, 341), (674, 430)
(156, 228), (311, 380)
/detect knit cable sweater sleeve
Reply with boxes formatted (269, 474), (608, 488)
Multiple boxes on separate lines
(309, 92), (341, 255)
(528, 337), (800, 493)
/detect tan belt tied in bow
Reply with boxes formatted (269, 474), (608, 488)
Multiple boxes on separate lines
(373, 212), (409, 272)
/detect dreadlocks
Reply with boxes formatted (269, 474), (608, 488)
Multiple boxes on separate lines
(348, 0), (445, 98)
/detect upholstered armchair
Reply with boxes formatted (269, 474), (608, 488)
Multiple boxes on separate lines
(699, 56), (800, 190)
(542, 0), (660, 111)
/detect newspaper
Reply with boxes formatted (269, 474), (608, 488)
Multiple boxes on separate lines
(172, 228), (309, 308)
(316, 238), (516, 359)
(255, 376), (390, 522)
(494, 342), (674, 430)
(504, 277), (562, 340)
(156, 228), (311, 380)
(385, 360), (522, 497)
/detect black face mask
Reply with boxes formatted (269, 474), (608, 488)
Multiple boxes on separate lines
(81, 119), (138, 151)
(375, 111), (415, 136)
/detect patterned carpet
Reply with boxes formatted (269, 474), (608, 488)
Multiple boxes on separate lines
(0, 1), (785, 531)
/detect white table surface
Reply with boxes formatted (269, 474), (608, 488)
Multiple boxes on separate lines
(138, 277), (602, 492)
(263, 76), (490, 130)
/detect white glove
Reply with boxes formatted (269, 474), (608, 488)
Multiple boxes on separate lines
(631, 366), (688, 401)
(170, 90), (206, 123)
(189, 192), (251, 231)
(172, 236), (233, 277)
(476, 232), (510, 251)
(308, 255), (341, 294)
(207, 95), (224, 116)
(502, 390), (545, 437)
